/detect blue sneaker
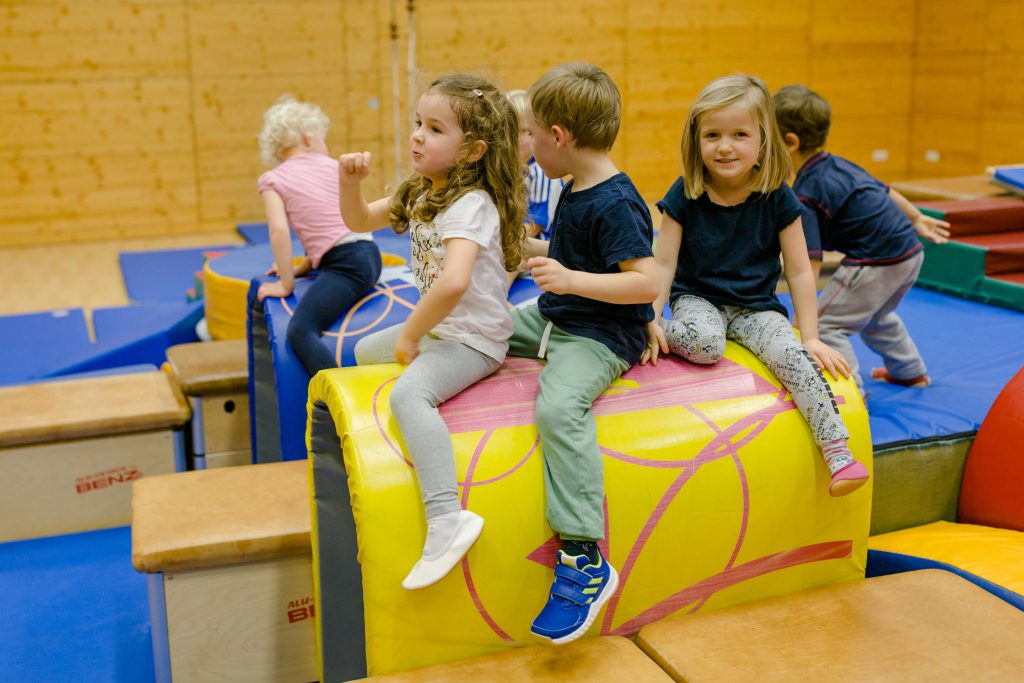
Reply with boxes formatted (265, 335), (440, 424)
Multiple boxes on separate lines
(530, 550), (619, 644)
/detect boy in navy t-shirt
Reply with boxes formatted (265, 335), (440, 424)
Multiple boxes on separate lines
(773, 85), (951, 391)
(512, 63), (659, 645)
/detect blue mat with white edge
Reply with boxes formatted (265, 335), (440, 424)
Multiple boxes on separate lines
(1, 303), (201, 386)
(0, 527), (154, 683)
(0, 309), (92, 385)
(119, 245), (237, 303)
(780, 287), (1024, 447)
(248, 267), (540, 462)
(993, 167), (1024, 196)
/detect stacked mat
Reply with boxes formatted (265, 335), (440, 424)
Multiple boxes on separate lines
(916, 196), (1024, 311)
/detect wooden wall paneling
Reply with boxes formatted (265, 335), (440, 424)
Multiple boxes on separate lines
(0, 151), (199, 245)
(825, 115), (911, 181)
(981, 51), (1024, 122)
(0, 79), (193, 157)
(0, 2), (187, 83)
(914, 0), (988, 54)
(416, 1), (626, 74)
(909, 117), (983, 178)
(810, 0), (915, 46)
(186, 1), (345, 78)
(985, 0), (1024, 53)
(912, 54), (985, 119)
(980, 120), (1024, 169)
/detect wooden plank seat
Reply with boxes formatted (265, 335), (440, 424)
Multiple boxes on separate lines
(635, 570), (1024, 681)
(131, 460), (315, 683)
(0, 370), (189, 541)
(890, 175), (1010, 202)
(165, 339), (250, 469)
(351, 636), (673, 682)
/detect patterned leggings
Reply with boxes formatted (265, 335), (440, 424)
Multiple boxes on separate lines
(661, 295), (849, 447)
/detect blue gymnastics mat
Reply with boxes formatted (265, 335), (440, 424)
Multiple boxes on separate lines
(119, 245), (237, 303)
(0, 526), (154, 683)
(1, 303), (201, 386)
(781, 287), (1024, 447)
(237, 222), (413, 264)
(0, 309), (92, 386)
(248, 269), (540, 462)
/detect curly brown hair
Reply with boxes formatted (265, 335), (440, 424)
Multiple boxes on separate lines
(388, 74), (527, 271)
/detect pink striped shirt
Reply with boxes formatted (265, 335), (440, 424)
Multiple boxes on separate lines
(257, 152), (371, 268)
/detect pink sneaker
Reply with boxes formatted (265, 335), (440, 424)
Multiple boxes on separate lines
(871, 367), (930, 388)
(829, 459), (870, 497)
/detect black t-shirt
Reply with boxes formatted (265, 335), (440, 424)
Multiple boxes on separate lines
(795, 152), (922, 265)
(538, 173), (655, 365)
(656, 178), (803, 316)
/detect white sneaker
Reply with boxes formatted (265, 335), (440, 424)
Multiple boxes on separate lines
(402, 510), (484, 590)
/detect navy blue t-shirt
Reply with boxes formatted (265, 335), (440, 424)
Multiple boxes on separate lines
(656, 178), (803, 317)
(794, 152), (922, 265)
(538, 173), (654, 365)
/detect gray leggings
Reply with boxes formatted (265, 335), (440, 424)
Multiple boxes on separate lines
(661, 295), (849, 446)
(354, 324), (502, 519)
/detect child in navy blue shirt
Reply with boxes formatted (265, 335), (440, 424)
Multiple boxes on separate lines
(773, 85), (950, 390)
(512, 63), (659, 646)
(646, 74), (867, 499)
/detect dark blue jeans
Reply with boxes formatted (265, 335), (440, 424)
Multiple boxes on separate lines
(287, 239), (382, 376)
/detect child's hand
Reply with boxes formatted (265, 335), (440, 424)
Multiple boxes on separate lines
(294, 257), (313, 277)
(803, 338), (851, 381)
(338, 151), (372, 185)
(265, 263), (279, 276)
(395, 331), (420, 365)
(257, 280), (292, 302)
(913, 214), (951, 244)
(641, 320), (668, 366)
(527, 257), (573, 295)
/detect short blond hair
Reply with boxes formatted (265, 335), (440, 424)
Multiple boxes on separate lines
(507, 88), (530, 118)
(257, 95), (330, 167)
(680, 74), (792, 199)
(528, 63), (620, 151)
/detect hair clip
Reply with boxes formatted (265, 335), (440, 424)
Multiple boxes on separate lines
(472, 89), (483, 98)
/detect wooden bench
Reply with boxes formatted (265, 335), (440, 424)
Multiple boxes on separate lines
(131, 460), (315, 683)
(635, 570), (1024, 681)
(165, 339), (250, 469)
(0, 370), (189, 542)
(351, 636), (673, 682)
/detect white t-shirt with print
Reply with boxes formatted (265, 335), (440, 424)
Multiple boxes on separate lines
(408, 189), (512, 362)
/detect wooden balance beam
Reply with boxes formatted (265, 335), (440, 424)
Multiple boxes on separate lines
(0, 370), (189, 542)
(635, 569), (1024, 681)
(131, 460), (316, 683)
(165, 339), (250, 469)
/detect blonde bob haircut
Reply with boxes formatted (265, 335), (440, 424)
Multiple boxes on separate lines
(258, 95), (330, 167)
(680, 74), (792, 200)
(529, 62), (620, 151)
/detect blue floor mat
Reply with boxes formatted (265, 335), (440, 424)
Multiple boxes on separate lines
(0, 309), (91, 386)
(0, 527), (154, 683)
(119, 245), (236, 303)
(781, 287), (1024, 447)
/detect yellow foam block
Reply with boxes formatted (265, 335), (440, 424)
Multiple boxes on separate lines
(870, 521), (1024, 596)
(309, 345), (872, 676)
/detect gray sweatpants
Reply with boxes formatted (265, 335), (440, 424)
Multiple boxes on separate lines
(661, 295), (849, 446)
(817, 252), (926, 390)
(354, 324), (502, 519)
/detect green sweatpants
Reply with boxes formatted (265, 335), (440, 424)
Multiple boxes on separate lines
(508, 305), (630, 541)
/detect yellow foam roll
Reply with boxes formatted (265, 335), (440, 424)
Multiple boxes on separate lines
(309, 344), (872, 676)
